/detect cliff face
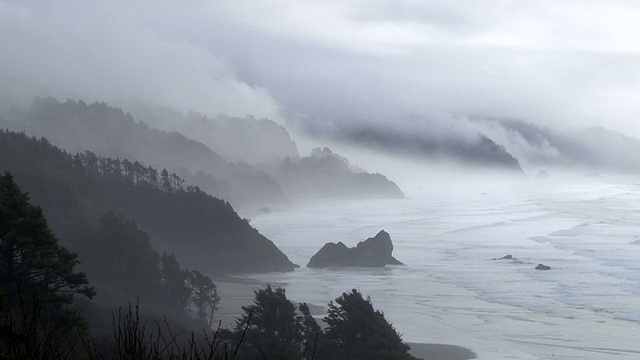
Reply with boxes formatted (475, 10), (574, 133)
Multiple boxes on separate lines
(307, 230), (403, 268)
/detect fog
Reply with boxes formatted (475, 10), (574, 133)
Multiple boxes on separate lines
(2, 0), (639, 195)
(3, 0), (640, 187)
(3, 0), (640, 139)
(0, 0), (281, 120)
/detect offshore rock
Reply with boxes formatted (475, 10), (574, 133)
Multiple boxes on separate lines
(307, 230), (403, 268)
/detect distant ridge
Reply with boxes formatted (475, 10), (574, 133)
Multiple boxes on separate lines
(0, 97), (406, 205)
(0, 97), (287, 207)
(302, 120), (523, 171)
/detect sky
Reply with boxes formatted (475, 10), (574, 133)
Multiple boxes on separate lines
(1, 0), (640, 136)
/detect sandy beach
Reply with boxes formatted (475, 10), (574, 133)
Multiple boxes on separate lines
(212, 278), (476, 360)
(407, 343), (476, 360)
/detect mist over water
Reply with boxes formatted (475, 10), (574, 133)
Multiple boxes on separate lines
(246, 175), (640, 359)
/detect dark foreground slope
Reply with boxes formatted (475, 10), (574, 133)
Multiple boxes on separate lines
(0, 130), (296, 273)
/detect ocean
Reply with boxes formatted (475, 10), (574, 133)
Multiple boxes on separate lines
(244, 175), (640, 359)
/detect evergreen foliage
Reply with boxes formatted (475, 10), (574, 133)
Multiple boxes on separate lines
(0, 172), (94, 354)
(0, 130), (296, 273)
(0, 172), (94, 310)
(78, 212), (161, 301)
(190, 271), (220, 327)
(0, 97), (288, 207)
(0, 182), (224, 337)
(273, 152), (404, 200)
(324, 289), (417, 360)
(0, 125), (420, 359)
(233, 286), (318, 360)
(230, 285), (417, 360)
(160, 252), (193, 314)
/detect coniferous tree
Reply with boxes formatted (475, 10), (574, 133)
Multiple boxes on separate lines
(234, 285), (306, 359)
(77, 212), (161, 301)
(0, 172), (94, 313)
(0, 130), (296, 274)
(324, 289), (417, 360)
(189, 271), (220, 327)
(297, 302), (324, 359)
(160, 252), (192, 313)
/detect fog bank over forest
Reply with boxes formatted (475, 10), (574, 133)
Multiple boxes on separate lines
(2, 1), (640, 146)
(2, 1), (640, 186)
(294, 114), (640, 177)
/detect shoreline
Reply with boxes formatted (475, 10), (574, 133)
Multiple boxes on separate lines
(407, 343), (477, 360)
(213, 277), (476, 360)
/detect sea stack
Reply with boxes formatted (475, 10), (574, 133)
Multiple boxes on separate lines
(307, 230), (403, 268)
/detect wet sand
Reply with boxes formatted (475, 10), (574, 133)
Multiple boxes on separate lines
(408, 343), (477, 360)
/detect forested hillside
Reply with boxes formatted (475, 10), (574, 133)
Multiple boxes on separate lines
(0, 98), (406, 205)
(339, 125), (523, 171)
(0, 98), (287, 207)
(269, 147), (404, 199)
(0, 130), (296, 273)
(122, 100), (300, 165)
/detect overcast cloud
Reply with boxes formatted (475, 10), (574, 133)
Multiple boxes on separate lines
(2, 0), (639, 135)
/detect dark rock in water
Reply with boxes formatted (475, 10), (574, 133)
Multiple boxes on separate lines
(535, 264), (551, 270)
(258, 206), (271, 214)
(536, 170), (550, 179)
(495, 254), (514, 260)
(307, 230), (403, 268)
(308, 242), (352, 267)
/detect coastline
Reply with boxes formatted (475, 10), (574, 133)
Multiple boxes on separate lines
(407, 343), (477, 360)
(213, 277), (476, 360)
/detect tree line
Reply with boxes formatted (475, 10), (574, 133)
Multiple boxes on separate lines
(222, 285), (418, 360)
(76, 211), (220, 326)
(0, 129), (296, 274)
(73, 151), (189, 193)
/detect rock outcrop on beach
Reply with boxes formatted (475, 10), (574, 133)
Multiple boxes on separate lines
(307, 230), (403, 268)
(535, 264), (551, 270)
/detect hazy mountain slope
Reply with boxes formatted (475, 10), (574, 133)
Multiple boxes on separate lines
(120, 100), (299, 165)
(266, 147), (404, 200)
(0, 98), (287, 207)
(0, 130), (296, 273)
(485, 119), (640, 173)
(120, 101), (407, 198)
(1, 98), (407, 203)
(336, 125), (523, 171)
